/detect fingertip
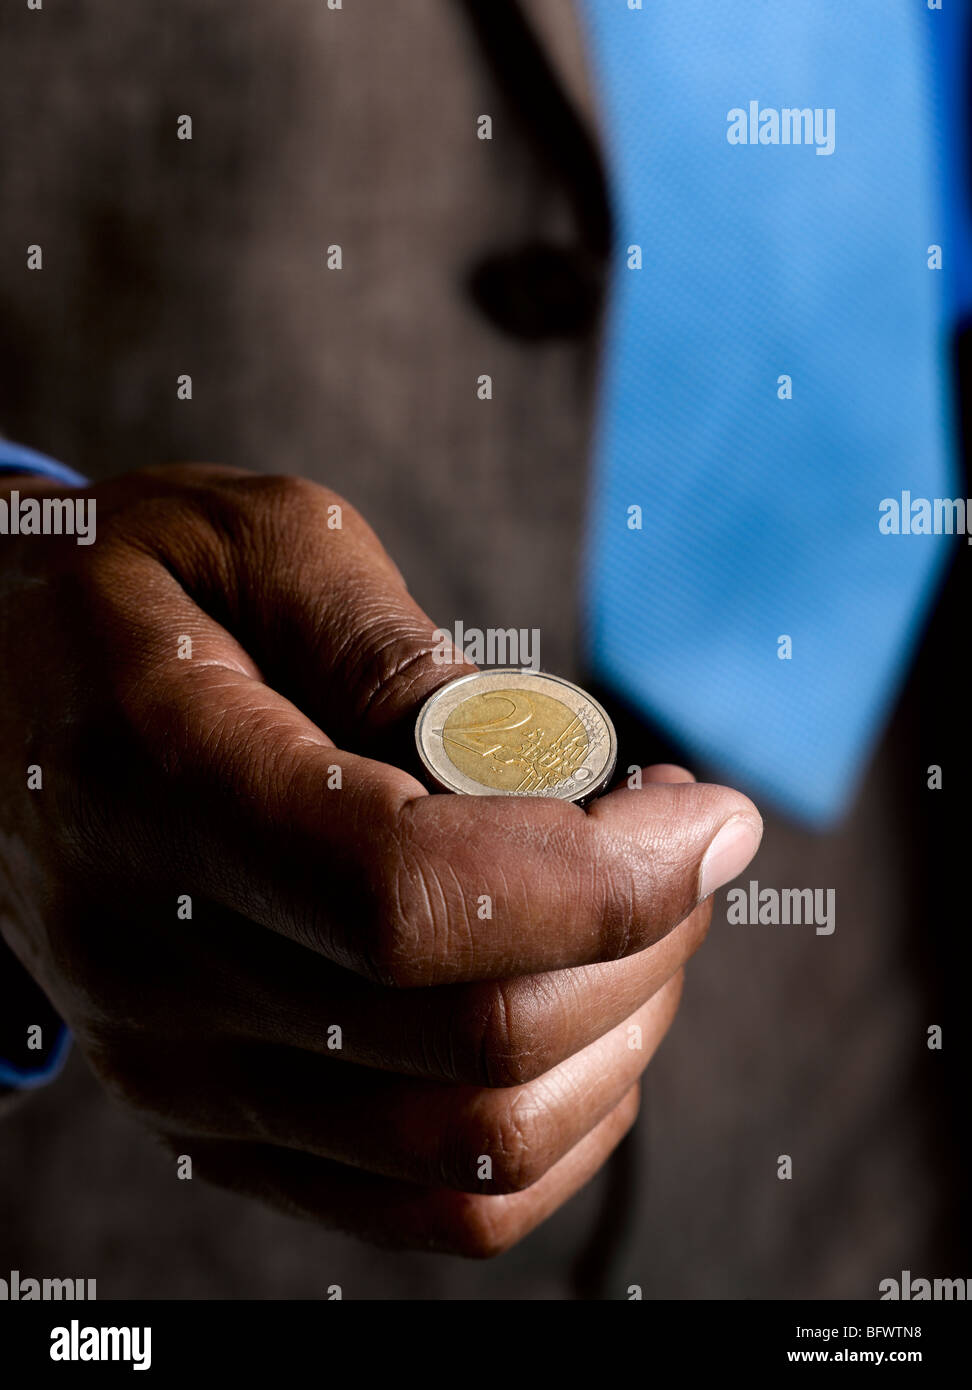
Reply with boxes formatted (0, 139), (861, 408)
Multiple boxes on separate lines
(697, 801), (764, 901)
(700, 784), (764, 842)
(641, 763), (696, 785)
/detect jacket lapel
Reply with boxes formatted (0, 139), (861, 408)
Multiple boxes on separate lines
(516, 0), (601, 133)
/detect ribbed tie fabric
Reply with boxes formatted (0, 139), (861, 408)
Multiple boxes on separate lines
(578, 0), (960, 825)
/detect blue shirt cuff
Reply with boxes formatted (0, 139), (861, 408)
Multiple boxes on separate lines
(0, 1025), (72, 1090)
(0, 439), (88, 488)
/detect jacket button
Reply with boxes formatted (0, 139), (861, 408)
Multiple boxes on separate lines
(468, 241), (605, 341)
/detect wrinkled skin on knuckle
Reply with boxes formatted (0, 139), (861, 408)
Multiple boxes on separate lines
(335, 620), (442, 741)
(594, 812), (705, 960)
(59, 530), (196, 751)
(176, 473), (440, 739)
(355, 843), (432, 988)
(198, 473), (360, 592)
(589, 827), (644, 961)
(87, 482), (229, 596)
(88, 471), (323, 625)
(214, 475), (331, 581)
(456, 1085), (551, 1196)
(365, 816), (473, 988)
(465, 977), (559, 1089)
(489, 1096), (551, 1194)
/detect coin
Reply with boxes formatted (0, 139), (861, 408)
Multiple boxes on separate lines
(414, 669), (617, 802)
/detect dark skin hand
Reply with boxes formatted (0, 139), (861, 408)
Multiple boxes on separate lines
(0, 465), (761, 1256)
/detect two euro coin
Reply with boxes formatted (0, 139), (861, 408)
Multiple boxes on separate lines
(414, 669), (616, 803)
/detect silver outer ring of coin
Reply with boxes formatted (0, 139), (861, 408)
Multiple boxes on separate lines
(414, 668), (617, 803)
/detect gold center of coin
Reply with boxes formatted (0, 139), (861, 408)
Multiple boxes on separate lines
(441, 689), (589, 793)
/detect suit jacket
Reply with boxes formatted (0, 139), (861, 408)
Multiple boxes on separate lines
(0, 0), (965, 1298)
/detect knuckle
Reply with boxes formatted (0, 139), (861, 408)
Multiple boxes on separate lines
(197, 473), (349, 563)
(599, 813), (703, 959)
(362, 819), (474, 987)
(463, 1089), (548, 1195)
(235, 472), (330, 516)
(356, 845), (437, 988)
(464, 982), (548, 1088)
(598, 844), (641, 960)
(338, 626), (445, 741)
(443, 1199), (522, 1260)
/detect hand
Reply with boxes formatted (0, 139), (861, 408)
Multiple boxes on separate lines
(0, 464), (761, 1255)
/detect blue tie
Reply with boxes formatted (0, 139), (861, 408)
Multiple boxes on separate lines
(578, 0), (961, 825)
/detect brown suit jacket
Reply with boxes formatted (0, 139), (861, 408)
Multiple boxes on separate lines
(0, 0), (963, 1298)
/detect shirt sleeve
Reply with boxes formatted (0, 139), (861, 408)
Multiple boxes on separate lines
(0, 438), (88, 487)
